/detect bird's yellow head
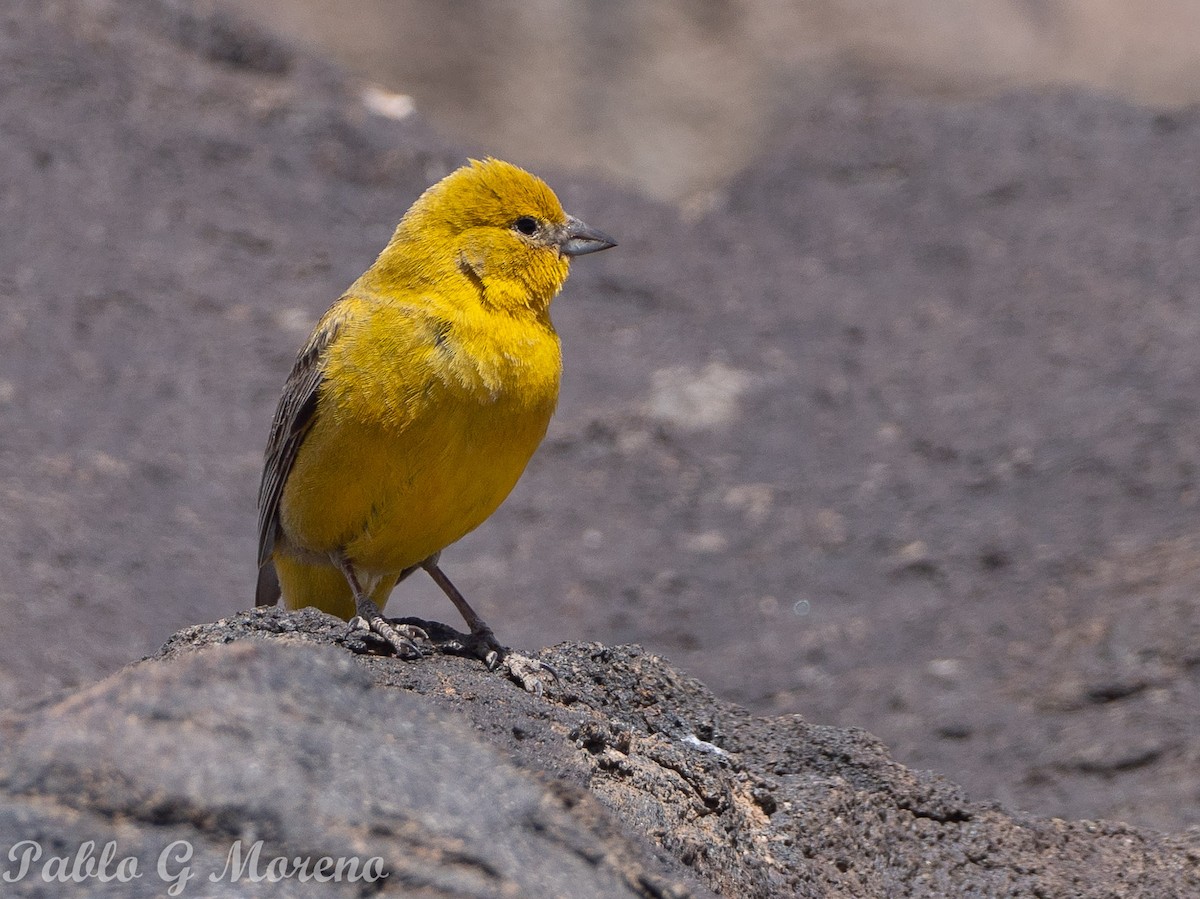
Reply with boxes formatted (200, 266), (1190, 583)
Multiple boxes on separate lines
(366, 158), (615, 314)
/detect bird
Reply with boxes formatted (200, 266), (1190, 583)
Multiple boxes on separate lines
(255, 157), (615, 662)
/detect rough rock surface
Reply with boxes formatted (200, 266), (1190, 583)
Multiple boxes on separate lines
(3, 0), (1200, 858)
(0, 626), (708, 897)
(0, 611), (1196, 897)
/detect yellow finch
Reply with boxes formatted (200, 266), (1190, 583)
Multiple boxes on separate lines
(256, 158), (615, 660)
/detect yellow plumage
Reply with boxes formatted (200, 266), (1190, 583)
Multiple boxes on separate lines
(256, 158), (615, 658)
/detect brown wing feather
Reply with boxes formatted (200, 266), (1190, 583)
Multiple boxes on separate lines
(255, 304), (348, 605)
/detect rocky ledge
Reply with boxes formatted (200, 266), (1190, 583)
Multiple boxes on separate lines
(1, 607), (1196, 897)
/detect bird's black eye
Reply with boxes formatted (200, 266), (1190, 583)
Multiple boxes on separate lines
(513, 216), (539, 236)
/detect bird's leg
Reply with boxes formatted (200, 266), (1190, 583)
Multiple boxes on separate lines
(421, 558), (505, 668)
(338, 555), (428, 658)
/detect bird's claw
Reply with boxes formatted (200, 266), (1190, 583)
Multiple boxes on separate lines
(501, 652), (558, 696)
(347, 615), (429, 659)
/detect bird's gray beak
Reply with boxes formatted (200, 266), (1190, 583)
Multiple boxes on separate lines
(559, 215), (617, 257)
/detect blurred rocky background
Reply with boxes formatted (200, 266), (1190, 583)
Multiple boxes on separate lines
(3, 0), (1200, 850)
(229, 0), (1200, 202)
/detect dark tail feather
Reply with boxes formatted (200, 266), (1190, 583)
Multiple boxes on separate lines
(256, 561), (281, 606)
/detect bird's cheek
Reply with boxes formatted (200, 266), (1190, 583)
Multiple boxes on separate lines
(456, 249), (484, 282)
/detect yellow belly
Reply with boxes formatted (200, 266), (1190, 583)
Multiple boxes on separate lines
(282, 395), (552, 571)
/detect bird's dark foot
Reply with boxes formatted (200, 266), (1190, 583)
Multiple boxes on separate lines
(443, 630), (556, 694)
(422, 623), (504, 667)
(389, 617), (556, 694)
(346, 615), (429, 659)
(463, 626), (505, 669)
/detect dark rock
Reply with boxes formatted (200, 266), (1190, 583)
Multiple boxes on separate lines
(8, 610), (1191, 897)
(1, 619), (707, 898)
